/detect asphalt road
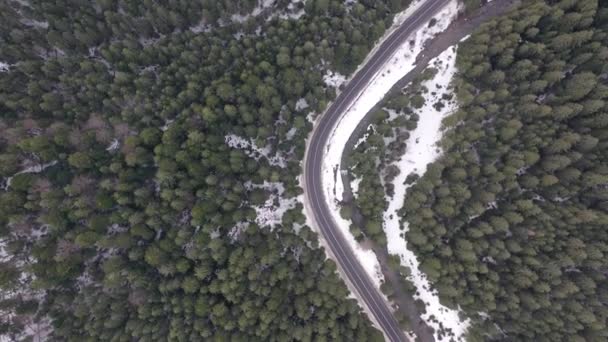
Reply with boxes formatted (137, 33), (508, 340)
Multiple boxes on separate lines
(303, 0), (451, 341)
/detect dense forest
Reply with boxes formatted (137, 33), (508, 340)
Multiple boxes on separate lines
(0, 0), (414, 340)
(400, 0), (608, 340)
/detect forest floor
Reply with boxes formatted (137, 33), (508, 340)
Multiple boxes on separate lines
(335, 0), (519, 341)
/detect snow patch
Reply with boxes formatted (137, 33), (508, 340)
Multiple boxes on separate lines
(0, 62), (9, 72)
(228, 222), (249, 241)
(231, 0), (277, 23)
(353, 124), (374, 149)
(225, 134), (287, 167)
(286, 127), (298, 140)
(295, 98), (309, 111)
(189, 20), (211, 33)
(18, 318), (52, 342)
(248, 181), (297, 227)
(384, 47), (470, 341)
(106, 139), (119, 152)
(460, 34), (471, 42)
(4, 160), (58, 190)
(323, 70), (347, 89)
(138, 37), (162, 47)
(20, 18), (48, 29)
(279, 0), (306, 20)
(351, 177), (362, 196)
(391, 0), (427, 28)
(161, 119), (174, 131)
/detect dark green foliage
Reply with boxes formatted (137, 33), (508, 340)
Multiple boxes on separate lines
(0, 0), (413, 340)
(402, 0), (608, 340)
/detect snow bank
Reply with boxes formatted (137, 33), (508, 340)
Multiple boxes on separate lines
(320, 0), (459, 297)
(383, 46), (470, 341)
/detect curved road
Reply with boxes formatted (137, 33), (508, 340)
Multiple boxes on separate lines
(303, 0), (451, 341)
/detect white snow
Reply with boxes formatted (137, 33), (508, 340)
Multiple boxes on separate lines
(278, 9), (305, 20)
(351, 177), (362, 196)
(323, 70), (347, 89)
(286, 127), (298, 140)
(248, 181), (297, 227)
(231, 0), (276, 23)
(138, 37), (162, 47)
(353, 124), (374, 149)
(19, 318), (52, 342)
(106, 139), (119, 152)
(295, 98), (309, 111)
(189, 20), (211, 33)
(460, 34), (471, 42)
(0, 239), (8, 263)
(0, 62), (9, 72)
(383, 47), (470, 341)
(391, 0), (428, 29)
(306, 111), (316, 123)
(279, 0), (306, 20)
(4, 160), (58, 189)
(161, 119), (174, 131)
(20, 18), (48, 29)
(228, 222), (249, 241)
(225, 134), (287, 167)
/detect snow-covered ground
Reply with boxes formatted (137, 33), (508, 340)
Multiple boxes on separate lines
(246, 181), (298, 228)
(383, 46), (470, 341)
(351, 177), (362, 197)
(0, 62), (10, 72)
(278, 0), (306, 20)
(106, 139), (120, 152)
(320, 0), (459, 297)
(225, 134), (287, 168)
(3, 160), (58, 190)
(231, 0), (276, 23)
(295, 98), (309, 111)
(323, 70), (347, 89)
(225, 134), (298, 228)
(191, 0), (304, 32)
